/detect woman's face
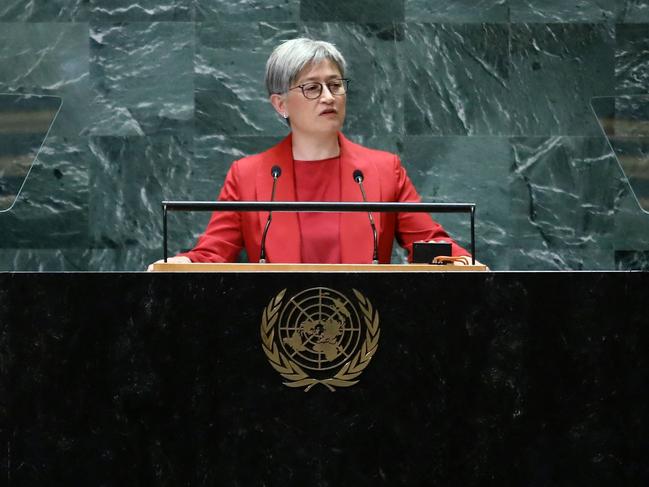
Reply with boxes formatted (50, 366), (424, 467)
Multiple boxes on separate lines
(276, 59), (347, 136)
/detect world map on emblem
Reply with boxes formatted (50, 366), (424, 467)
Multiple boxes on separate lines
(277, 287), (363, 371)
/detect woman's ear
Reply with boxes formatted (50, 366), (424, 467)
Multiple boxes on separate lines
(270, 93), (287, 118)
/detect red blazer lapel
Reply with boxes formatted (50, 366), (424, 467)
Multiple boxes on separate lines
(338, 134), (382, 264)
(255, 134), (301, 263)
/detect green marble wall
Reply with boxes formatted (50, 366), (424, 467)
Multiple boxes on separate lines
(1, 0), (649, 270)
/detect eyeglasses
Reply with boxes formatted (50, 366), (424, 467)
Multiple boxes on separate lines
(288, 79), (350, 99)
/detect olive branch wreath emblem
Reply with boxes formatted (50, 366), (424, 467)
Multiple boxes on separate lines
(260, 288), (380, 392)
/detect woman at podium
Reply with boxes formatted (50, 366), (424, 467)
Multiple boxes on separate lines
(151, 38), (473, 267)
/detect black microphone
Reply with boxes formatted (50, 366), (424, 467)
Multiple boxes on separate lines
(259, 165), (282, 263)
(352, 169), (379, 264)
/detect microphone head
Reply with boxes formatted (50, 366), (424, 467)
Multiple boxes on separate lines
(353, 169), (364, 183)
(271, 165), (282, 178)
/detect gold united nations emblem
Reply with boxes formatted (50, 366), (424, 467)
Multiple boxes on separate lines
(260, 287), (380, 391)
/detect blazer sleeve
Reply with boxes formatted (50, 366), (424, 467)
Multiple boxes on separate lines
(393, 155), (470, 260)
(177, 161), (244, 263)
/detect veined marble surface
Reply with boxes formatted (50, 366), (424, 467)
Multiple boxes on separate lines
(0, 1), (648, 271)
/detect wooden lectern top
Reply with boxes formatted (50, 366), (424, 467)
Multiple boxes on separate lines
(152, 262), (488, 272)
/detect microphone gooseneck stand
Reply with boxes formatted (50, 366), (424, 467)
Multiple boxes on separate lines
(353, 169), (379, 264)
(259, 165), (282, 263)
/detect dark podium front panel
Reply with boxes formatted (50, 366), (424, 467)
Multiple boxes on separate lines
(1, 272), (647, 486)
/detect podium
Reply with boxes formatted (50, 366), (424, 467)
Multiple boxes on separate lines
(1, 270), (647, 485)
(152, 262), (488, 272)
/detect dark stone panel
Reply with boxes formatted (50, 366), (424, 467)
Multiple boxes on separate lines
(0, 0), (88, 21)
(405, 0), (510, 22)
(400, 23), (510, 136)
(615, 249), (649, 269)
(509, 23), (615, 136)
(620, 0), (649, 22)
(1, 272), (648, 485)
(300, 0), (405, 22)
(87, 247), (165, 272)
(612, 181), (649, 253)
(607, 136), (649, 211)
(90, 0), (192, 21)
(402, 136), (511, 269)
(0, 133), (50, 212)
(615, 24), (649, 95)
(0, 249), (91, 271)
(88, 22), (194, 136)
(510, 0), (623, 23)
(612, 96), (649, 136)
(302, 23), (405, 136)
(509, 136), (625, 270)
(195, 22), (298, 136)
(0, 22), (90, 137)
(87, 135), (194, 267)
(346, 134), (402, 155)
(195, 0), (300, 21)
(0, 136), (90, 250)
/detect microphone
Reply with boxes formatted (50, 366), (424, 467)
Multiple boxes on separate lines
(352, 169), (379, 264)
(259, 165), (282, 263)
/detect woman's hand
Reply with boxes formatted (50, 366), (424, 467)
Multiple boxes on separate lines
(146, 256), (191, 272)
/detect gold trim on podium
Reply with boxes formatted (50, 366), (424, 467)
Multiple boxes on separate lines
(152, 263), (488, 272)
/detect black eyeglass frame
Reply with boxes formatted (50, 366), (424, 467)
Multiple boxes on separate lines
(286, 78), (350, 99)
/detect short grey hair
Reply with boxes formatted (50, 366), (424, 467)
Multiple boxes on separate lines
(265, 38), (347, 96)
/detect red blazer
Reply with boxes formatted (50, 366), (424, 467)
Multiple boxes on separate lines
(180, 133), (469, 263)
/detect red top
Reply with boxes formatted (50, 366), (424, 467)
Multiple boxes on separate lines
(294, 156), (341, 263)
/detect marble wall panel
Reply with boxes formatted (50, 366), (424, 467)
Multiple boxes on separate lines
(346, 134), (402, 155)
(615, 24), (649, 95)
(86, 247), (165, 271)
(509, 136), (625, 269)
(607, 136), (649, 210)
(610, 126), (649, 254)
(509, 23), (615, 136)
(88, 22), (194, 136)
(0, 135), (89, 250)
(611, 96), (649, 137)
(90, 0), (192, 21)
(402, 136), (511, 269)
(593, 93), (649, 257)
(0, 133), (48, 211)
(510, 0), (622, 23)
(195, 22), (298, 136)
(0, 0), (89, 22)
(0, 248), (90, 271)
(302, 23), (404, 136)
(613, 186), (649, 255)
(195, 0), (300, 21)
(300, 0), (405, 22)
(405, 0), (509, 22)
(615, 249), (649, 269)
(400, 23), (511, 136)
(0, 22), (90, 137)
(87, 135), (193, 268)
(620, 0), (649, 22)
